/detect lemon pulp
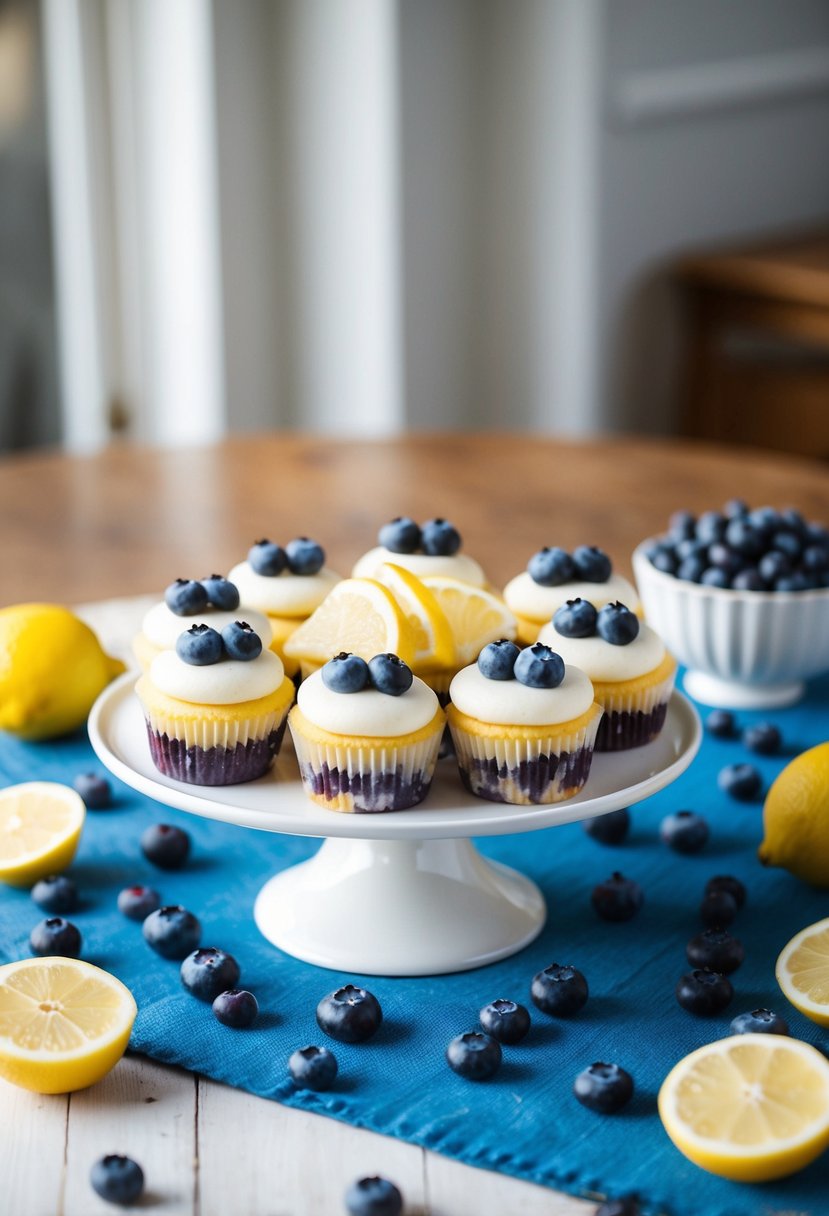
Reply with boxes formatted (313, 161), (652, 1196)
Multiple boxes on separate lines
(777, 917), (829, 1027)
(0, 782), (85, 888)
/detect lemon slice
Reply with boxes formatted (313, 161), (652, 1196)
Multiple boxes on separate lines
(0, 782), (85, 888)
(776, 917), (829, 1027)
(375, 564), (455, 670)
(0, 957), (137, 1093)
(283, 578), (415, 666)
(658, 1034), (829, 1181)
(421, 576), (518, 666)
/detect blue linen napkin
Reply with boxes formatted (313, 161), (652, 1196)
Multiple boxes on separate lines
(1, 674), (828, 1216)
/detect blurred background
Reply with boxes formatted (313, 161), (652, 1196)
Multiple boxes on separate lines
(2, 0), (829, 455)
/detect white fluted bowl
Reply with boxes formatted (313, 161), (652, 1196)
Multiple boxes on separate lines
(632, 541), (829, 708)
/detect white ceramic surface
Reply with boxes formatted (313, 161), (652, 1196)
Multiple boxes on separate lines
(633, 542), (829, 708)
(89, 672), (700, 974)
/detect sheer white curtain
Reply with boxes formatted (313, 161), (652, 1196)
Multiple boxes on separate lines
(43, 0), (829, 450)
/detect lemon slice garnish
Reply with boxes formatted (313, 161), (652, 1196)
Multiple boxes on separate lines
(658, 1034), (829, 1181)
(776, 917), (829, 1027)
(0, 957), (137, 1093)
(283, 578), (415, 666)
(0, 782), (85, 888)
(375, 564), (455, 670)
(420, 577), (517, 666)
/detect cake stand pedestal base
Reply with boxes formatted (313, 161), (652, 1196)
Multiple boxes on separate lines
(683, 669), (804, 709)
(253, 836), (546, 976)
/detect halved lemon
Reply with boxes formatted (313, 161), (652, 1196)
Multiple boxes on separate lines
(0, 957), (137, 1093)
(420, 576), (517, 666)
(658, 1034), (829, 1181)
(777, 917), (829, 1027)
(0, 782), (85, 888)
(283, 578), (415, 666)
(376, 564), (455, 670)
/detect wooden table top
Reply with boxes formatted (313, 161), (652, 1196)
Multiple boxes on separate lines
(2, 432), (828, 606)
(677, 229), (829, 306)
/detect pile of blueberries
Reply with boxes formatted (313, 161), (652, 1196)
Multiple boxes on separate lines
(527, 544), (612, 585)
(553, 599), (639, 645)
(322, 652), (414, 697)
(378, 516), (461, 556)
(248, 537), (326, 577)
(644, 501), (829, 590)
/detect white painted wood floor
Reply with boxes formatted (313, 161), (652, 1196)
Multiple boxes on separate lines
(0, 1055), (595, 1215)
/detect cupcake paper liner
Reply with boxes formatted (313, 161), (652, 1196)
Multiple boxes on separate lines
(593, 665), (676, 752)
(448, 709), (602, 806)
(289, 715), (444, 813)
(140, 703), (290, 786)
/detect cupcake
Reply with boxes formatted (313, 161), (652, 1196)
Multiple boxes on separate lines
(136, 620), (295, 785)
(446, 640), (603, 806)
(352, 517), (487, 587)
(229, 537), (341, 678)
(538, 600), (675, 751)
(503, 546), (640, 645)
(288, 652), (445, 812)
(133, 576), (273, 672)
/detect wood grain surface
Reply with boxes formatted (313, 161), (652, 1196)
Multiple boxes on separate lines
(2, 432), (828, 606)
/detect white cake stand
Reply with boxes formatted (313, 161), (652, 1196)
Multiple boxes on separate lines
(89, 674), (701, 976)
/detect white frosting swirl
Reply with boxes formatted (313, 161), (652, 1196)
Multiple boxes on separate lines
(503, 571), (639, 621)
(536, 620), (665, 681)
(142, 601), (273, 649)
(228, 561), (341, 616)
(449, 663), (595, 726)
(352, 546), (486, 587)
(150, 648), (285, 705)
(297, 669), (439, 737)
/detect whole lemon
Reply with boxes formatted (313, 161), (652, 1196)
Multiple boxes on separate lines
(758, 742), (829, 887)
(0, 604), (125, 740)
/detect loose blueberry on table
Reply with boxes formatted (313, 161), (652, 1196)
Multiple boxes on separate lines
(527, 546), (576, 586)
(446, 1031), (502, 1080)
(378, 516), (421, 554)
(140, 823), (191, 871)
(322, 652), (371, 693)
(530, 964), (589, 1016)
(699, 889), (738, 929)
(221, 620), (263, 661)
(583, 808), (630, 846)
(117, 885), (161, 922)
(477, 638), (520, 680)
(288, 1044), (338, 1090)
(180, 947), (241, 1002)
(553, 597), (598, 638)
(316, 985), (383, 1043)
(31, 874), (79, 915)
(705, 709), (736, 739)
(73, 772), (112, 810)
(572, 545), (612, 582)
(704, 874), (746, 910)
(573, 1062), (634, 1114)
(718, 763), (763, 802)
(591, 873), (644, 922)
(479, 999), (531, 1044)
(176, 623), (224, 666)
(248, 539), (287, 576)
(368, 653), (414, 696)
(199, 574), (240, 610)
(686, 928), (745, 975)
(513, 643), (565, 689)
(344, 1175), (404, 1216)
(595, 1198), (641, 1216)
(675, 969), (734, 1016)
(743, 722), (782, 755)
(90, 1155), (145, 1207)
(213, 989), (259, 1029)
(285, 536), (325, 576)
(164, 577), (209, 616)
(730, 1008), (789, 1036)
(660, 810), (709, 855)
(142, 905), (201, 960)
(29, 917), (82, 958)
